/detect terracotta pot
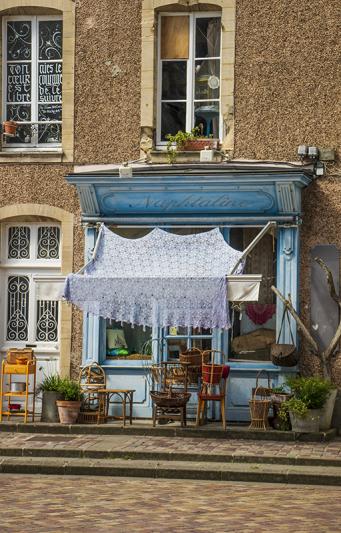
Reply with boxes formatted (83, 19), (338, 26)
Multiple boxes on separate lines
(183, 139), (218, 151)
(3, 121), (17, 136)
(56, 400), (81, 424)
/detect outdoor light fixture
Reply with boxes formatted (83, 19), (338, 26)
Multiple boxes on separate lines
(297, 145), (319, 161)
(297, 145), (308, 158)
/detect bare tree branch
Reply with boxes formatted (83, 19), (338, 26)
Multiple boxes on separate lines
(271, 285), (319, 353)
(314, 256), (341, 306)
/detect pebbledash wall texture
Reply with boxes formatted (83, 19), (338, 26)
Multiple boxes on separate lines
(1, 0), (340, 381)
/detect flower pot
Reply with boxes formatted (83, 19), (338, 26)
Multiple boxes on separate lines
(56, 400), (81, 424)
(41, 391), (64, 423)
(319, 389), (337, 431)
(183, 139), (218, 151)
(289, 409), (321, 433)
(3, 120), (17, 136)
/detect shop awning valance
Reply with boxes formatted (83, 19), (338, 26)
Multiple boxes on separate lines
(63, 226), (245, 329)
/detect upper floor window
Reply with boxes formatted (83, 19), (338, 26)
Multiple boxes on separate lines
(2, 16), (62, 149)
(157, 12), (221, 145)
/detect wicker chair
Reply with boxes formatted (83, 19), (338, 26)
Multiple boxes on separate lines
(151, 361), (191, 427)
(78, 361), (106, 424)
(196, 350), (230, 430)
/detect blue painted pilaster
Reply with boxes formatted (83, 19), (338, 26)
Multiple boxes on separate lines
(82, 226), (101, 364)
(276, 226), (299, 344)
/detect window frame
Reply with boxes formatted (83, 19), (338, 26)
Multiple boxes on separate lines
(0, 222), (62, 351)
(2, 14), (63, 151)
(156, 11), (222, 147)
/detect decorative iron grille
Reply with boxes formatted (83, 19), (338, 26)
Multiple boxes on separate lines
(8, 226), (30, 259)
(37, 226), (60, 259)
(6, 276), (29, 341)
(36, 300), (59, 342)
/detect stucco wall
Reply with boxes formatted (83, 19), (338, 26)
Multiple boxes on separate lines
(74, 0), (142, 164)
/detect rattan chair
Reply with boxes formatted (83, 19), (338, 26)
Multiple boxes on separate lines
(196, 350), (230, 430)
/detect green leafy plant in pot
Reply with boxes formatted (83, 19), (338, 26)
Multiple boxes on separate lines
(38, 373), (64, 423)
(56, 378), (83, 424)
(283, 376), (333, 433)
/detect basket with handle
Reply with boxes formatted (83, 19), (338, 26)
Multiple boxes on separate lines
(270, 308), (298, 367)
(180, 347), (202, 384)
(249, 370), (272, 430)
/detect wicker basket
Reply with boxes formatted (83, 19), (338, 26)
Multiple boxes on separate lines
(179, 348), (202, 367)
(7, 348), (33, 364)
(150, 390), (191, 408)
(249, 370), (272, 430)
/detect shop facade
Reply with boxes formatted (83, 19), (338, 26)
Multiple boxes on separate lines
(67, 164), (312, 421)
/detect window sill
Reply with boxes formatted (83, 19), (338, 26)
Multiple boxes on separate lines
(0, 149), (64, 164)
(150, 149), (223, 165)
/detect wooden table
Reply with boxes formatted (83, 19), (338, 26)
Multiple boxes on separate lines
(97, 389), (135, 426)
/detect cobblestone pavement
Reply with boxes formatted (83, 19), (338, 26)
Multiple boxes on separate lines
(0, 474), (340, 532)
(0, 432), (340, 460)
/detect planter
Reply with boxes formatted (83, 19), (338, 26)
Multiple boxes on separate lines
(2, 120), (17, 136)
(319, 389), (337, 431)
(183, 139), (218, 151)
(41, 391), (64, 423)
(56, 400), (81, 424)
(289, 408), (321, 433)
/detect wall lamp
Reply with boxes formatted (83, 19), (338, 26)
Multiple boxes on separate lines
(297, 145), (325, 177)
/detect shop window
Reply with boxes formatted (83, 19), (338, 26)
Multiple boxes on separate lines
(157, 13), (221, 145)
(2, 16), (62, 149)
(1, 223), (61, 347)
(229, 228), (277, 362)
(106, 321), (152, 360)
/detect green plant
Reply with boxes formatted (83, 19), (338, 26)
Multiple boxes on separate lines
(38, 373), (64, 393)
(278, 403), (291, 430)
(271, 384), (289, 394)
(283, 397), (309, 417)
(57, 378), (83, 402)
(165, 125), (208, 163)
(285, 376), (333, 409)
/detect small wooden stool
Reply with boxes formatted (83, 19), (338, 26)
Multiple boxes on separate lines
(98, 389), (135, 426)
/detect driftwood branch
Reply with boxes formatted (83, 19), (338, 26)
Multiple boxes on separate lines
(271, 286), (319, 353)
(314, 257), (341, 306)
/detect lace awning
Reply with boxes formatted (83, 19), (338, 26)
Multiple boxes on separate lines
(63, 226), (244, 329)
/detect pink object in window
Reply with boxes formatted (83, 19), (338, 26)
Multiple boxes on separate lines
(246, 304), (276, 326)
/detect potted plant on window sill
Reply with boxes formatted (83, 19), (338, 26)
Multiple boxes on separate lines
(56, 378), (83, 424)
(166, 126), (219, 163)
(38, 373), (64, 423)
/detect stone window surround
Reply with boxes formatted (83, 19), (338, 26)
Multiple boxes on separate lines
(141, 0), (236, 154)
(0, 204), (74, 377)
(0, 0), (75, 163)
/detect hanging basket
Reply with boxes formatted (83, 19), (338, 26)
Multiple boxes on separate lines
(249, 370), (272, 430)
(270, 307), (298, 367)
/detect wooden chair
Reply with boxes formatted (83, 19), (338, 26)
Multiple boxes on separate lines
(78, 361), (106, 424)
(196, 350), (230, 430)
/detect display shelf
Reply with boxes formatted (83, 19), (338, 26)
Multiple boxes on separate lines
(0, 356), (36, 423)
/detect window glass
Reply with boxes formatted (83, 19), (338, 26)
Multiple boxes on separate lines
(158, 13), (221, 144)
(4, 17), (62, 148)
(37, 226), (60, 259)
(36, 300), (59, 342)
(106, 321), (152, 359)
(229, 228), (277, 362)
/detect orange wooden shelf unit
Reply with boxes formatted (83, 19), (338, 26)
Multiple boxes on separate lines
(0, 359), (36, 423)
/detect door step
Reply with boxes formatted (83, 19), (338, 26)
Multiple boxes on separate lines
(1, 456), (340, 485)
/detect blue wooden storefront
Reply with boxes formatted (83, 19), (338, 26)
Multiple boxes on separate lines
(67, 165), (313, 421)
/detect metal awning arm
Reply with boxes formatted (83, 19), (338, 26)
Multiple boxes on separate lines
(75, 223), (104, 275)
(230, 221), (277, 275)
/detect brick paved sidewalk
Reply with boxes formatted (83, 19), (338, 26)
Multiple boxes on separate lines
(1, 475), (341, 532)
(1, 432), (340, 463)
